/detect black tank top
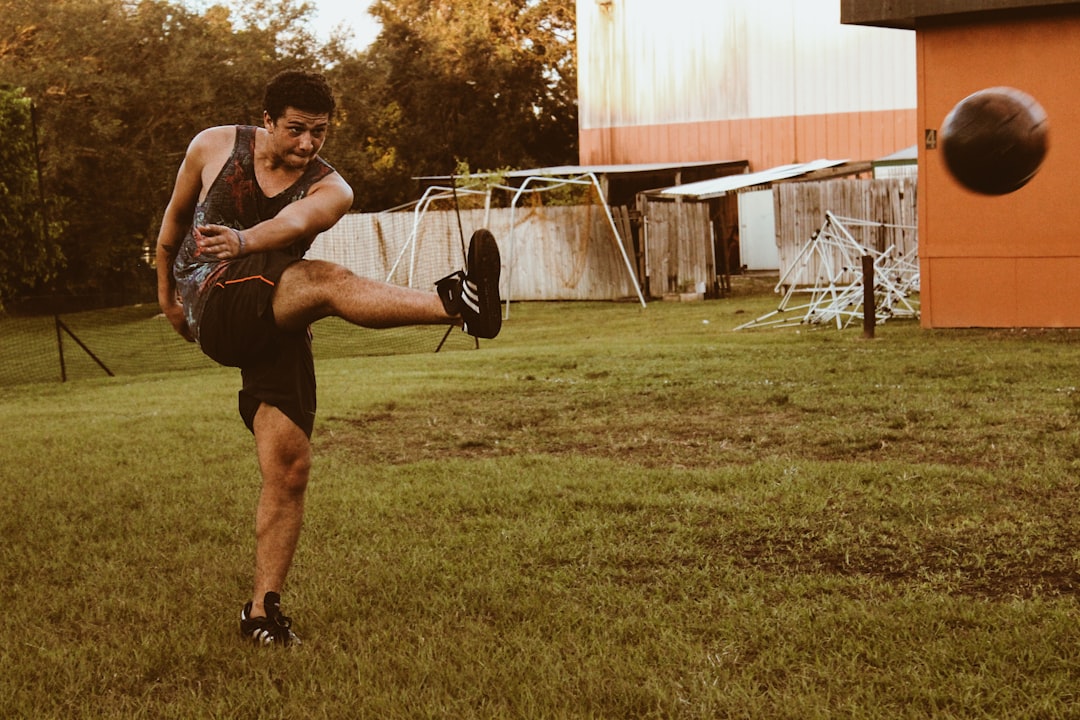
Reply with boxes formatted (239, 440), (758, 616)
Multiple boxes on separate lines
(173, 125), (336, 339)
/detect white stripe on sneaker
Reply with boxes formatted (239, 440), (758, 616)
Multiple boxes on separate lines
(463, 280), (480, 313)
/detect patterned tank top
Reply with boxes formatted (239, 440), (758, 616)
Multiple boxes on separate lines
(173, 125), (336, 340)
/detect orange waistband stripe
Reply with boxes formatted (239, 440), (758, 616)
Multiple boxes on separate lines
(215, 275), (277, 289)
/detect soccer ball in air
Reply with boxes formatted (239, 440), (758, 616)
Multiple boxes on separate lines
(940, 86), (1049, 195)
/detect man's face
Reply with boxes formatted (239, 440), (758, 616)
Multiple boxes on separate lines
(264, 107), (330, 169)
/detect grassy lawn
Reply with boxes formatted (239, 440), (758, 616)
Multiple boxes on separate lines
(2, 281), (1079, 718)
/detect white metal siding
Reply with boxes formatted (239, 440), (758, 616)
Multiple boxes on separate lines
(578, 0), (916, 128)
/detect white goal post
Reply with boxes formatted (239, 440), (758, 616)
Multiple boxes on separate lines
(389, 172), (647, 317)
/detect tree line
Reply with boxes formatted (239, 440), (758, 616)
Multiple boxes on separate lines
(0, 0), (577, 311)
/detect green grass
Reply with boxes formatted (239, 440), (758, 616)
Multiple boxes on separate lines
(3, 280), (1080, 718)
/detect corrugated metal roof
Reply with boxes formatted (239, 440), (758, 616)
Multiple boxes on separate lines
(648, 159), (848, 200)
(874, 145), (918, 164)
(414, 160), (748, 183)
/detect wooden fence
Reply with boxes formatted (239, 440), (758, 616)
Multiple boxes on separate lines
(307, 205), (643, 303)
(775, 178), (918, 286)
(306, 177), (917, 304)
(641, 200), (715, 297)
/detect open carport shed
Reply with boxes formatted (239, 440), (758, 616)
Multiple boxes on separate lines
(415, 160), (752, 303)
(639, 160), (873, 295)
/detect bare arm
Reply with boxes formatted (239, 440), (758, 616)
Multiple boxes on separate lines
(194, 172), (354, 258)
(155, 133), (216, 342)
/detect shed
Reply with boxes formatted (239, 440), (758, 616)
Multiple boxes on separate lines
(416, 160), (750, 209)
(843, 0), (1080, 327)
(872, 145), (918, 179)
(641, 160), (872, 286)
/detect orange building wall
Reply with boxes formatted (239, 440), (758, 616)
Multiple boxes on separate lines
(918, 12), (1080, 327)
(578, 108), (917, 170)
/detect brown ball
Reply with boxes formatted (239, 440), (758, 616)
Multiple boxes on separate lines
(940, 87), (1049, 195)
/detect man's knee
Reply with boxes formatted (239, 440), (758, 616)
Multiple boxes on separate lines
(274, 260), (357, 328)
(275, 442), (311, 484)
(254, 404), (314, 494)
(281, 259), (354, 289)
(262, 445), (311, 499)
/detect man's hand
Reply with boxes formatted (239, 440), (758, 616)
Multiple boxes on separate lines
(162, 301), (195, 342)
(195, 224), (245, 260)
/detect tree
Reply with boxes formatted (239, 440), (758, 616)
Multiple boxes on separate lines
(327, 0), (578, 210)
(0, 86), (63, 309)
(0, 0), (581, 305)
(0, 0), (326, 307)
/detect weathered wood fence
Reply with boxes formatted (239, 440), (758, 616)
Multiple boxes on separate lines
(775, 178), (918, 286)
(641, 201), (715, 297)
(308, 205), (643, 302)
(307, 178), (917, 303)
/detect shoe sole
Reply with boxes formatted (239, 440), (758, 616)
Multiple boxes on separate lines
(464, 229), (502, 339)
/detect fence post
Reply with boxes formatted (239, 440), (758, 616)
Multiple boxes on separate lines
(862, 255), (876, 339)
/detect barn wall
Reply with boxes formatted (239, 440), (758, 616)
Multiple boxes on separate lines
(579, 110), (918, 169)
(577, 0), (917, 169)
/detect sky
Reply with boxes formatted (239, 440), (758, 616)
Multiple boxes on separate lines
(181, 0), (381, 50)
(307, 0), (381, 49)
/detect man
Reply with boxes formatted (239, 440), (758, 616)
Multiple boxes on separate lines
(156, 70), (500, 647)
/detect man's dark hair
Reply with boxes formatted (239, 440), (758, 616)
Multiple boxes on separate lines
(263, 70), (336, 121)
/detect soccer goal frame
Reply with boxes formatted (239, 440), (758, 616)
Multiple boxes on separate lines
(389, 172), (647, 316)
(499, 172), (647, 316)
(385, 184), (492, 287)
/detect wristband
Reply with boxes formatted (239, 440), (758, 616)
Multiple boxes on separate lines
(235, 229), (246, 255)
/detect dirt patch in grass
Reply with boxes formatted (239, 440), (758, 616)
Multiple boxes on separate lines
(726, 528), (1080, 600)
(320, 394), (1080, 602)
(318, 383), (1062, 470)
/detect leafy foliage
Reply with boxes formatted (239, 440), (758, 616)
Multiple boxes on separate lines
(323, 0), (578, 210)
(378, 0), (576, 162)
(0, 0), (578, 308)
(0, 85), (64, 308)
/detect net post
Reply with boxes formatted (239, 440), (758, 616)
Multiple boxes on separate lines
(56, 316), (114, 377)
(54, 314), (67, 382)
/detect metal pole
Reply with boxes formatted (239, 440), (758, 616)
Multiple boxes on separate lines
(862, 254), (876, 339)
(586, 172), (647, 309)
(55, 315), (67, 382)
(56, 317), (114, 377)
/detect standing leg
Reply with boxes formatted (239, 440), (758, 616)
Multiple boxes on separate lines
(248, 402), (311, 619)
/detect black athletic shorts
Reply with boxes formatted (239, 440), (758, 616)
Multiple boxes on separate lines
(197, 251), (317, 438)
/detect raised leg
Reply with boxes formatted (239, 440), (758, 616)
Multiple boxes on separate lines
(271, 259), (456, 333)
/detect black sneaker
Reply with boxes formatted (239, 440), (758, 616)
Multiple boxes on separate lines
(240, 592), (301, 647)
(436, 228), (502, 339)
(436, 270), (467, 316)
